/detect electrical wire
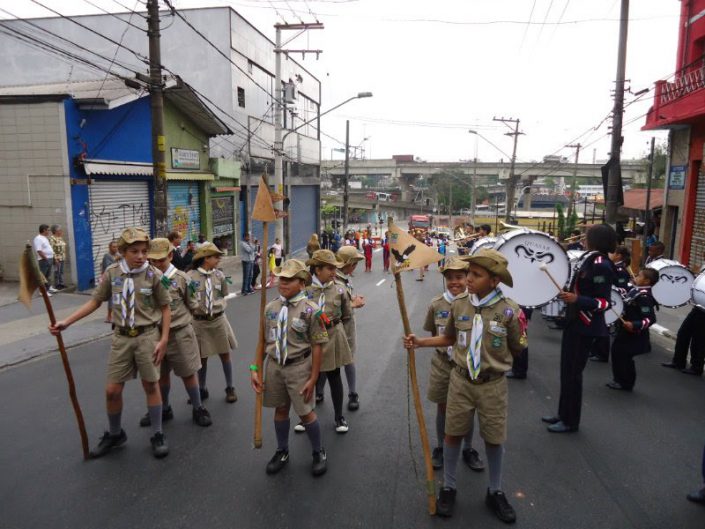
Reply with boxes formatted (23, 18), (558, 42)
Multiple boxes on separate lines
(79, 0), (147, 31)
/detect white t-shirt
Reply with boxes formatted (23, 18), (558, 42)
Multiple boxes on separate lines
(33, 234), (54, 260)
(271, 243), (283, 258)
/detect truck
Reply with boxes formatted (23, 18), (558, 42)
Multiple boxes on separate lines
(408, 214), (431, 240)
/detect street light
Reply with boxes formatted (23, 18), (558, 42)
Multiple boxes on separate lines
(468, 130), (480, 226)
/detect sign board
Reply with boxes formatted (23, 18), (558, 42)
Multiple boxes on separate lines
(171, 148), (200, 170)
(669, 165), (686, 190)
(212, 196), (234, 236)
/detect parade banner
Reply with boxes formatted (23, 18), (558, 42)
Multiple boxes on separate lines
(388, 221), (443, 272)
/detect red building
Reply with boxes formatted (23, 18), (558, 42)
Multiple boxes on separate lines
(643, 0), (705, 269)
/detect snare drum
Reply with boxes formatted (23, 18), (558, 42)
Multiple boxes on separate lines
(494, 228), (570, 308)
(691, 271), (705, 310)
(470, 236), (497, 255)
(604, 286), (625, 326)
(646, 259), (695, 308)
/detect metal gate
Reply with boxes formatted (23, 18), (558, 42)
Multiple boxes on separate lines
(89, 180), (151, 280)
(167, 181), (201, 249)
(290, 185), (318, 253)
(689, 169), (705, 270)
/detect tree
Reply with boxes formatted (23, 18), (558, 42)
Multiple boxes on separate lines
(555, 203), (578, 240)
(429, 169), (482, 213)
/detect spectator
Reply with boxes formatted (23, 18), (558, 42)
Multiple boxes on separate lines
(100, 240), (120, 323)
(182, 240), (196, 270)
(307, 233), (321, 258)
(49, 224), (67, 290)
(195, 233), (209, 250)
(252, 238), (261, 289)
(331, 231), (341, 253)
(240, 233), (256, 295)
(167, 231), (187, 271)
(321, 231), (330, 250)
(33, 224), (57, 295)
(271, 238), (284, 267)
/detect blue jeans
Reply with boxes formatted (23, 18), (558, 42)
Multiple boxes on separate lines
(241, 261), (254, 293)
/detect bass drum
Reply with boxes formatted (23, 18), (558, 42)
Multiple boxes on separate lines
(494, 228), (570, 308)
(646, 259), (695, 308)
(540, 299), (565, 318)
(691, 271), (705, 310)
(604, 286), (625, 326)
(470, 236), (497, 255)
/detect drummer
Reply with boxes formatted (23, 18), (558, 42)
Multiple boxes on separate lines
(645, 241), (665, 265)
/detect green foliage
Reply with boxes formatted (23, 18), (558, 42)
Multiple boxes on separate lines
(321, 204), (337, 217)
(429, 170), (485, 212)
(555, 204), (578, 240)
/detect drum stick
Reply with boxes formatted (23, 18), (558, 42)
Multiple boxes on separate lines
(539, 264), (564, 293)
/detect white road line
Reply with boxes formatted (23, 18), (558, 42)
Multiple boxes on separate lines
(225, 293), (238, 300)
(376, 279), (386, 286)
(651, 323), (673, 338)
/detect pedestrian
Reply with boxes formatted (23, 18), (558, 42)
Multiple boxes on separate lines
(403, 249), (526, 521)
(506, 308), (531, 379)
(182, 240), (196, 270)
(49, 224), (67, 290)
(542, 224), (617, 433)
(438, 237), (447, 269)
(321, 230), (330, 250)
(644, 241), (665, 265)
(331, 231), (341, 253)
(421, 256), (484, 473)
(382, 232), (390, 273)
(334, 246), (366, 411)
(271, 238), (284, 267)
(266, 247), (277, 287)
(138, 238), (212, 428)
(195, 233), (209, 250)
(252, 238), (261, 290)
(49, 227), (172, 458)
(362, 237), (373, 272)
(240, 233), (256, 295)
(33, 224), (57, 295)
(251, 259), (330, 476)
(167, 231), (187, 271)
(306, 233), (320, 258)
(687, 443), (705, 505)
(188, 243), (239, 404)
(607, 268), (658, 391)
(101, 240), (120, 323)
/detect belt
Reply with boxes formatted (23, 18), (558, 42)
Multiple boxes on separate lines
(115, 323), (157, 337)
(194, 312), (224, 321)
(170, 323), (190, 332)
(324, 318), (342, 329)
(282, 349), (312, 366)
(453, 365), (504, 384)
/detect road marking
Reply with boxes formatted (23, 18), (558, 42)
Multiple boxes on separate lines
(651, 323), (674, 338)
(225, 293), (238, 300)
(376, 279), (386, 286)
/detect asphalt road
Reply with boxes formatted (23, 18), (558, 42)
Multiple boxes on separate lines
(1, 254), (704, 529)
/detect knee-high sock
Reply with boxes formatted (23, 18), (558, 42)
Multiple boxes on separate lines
(344, 363), (357, 394)
(316, 372), (326, 395)
(462, 417), (475, 449)
(108, 412), (122, 436)
(222, 359), (233, 388)
(186, 385), (202, 409)
(274, 418), (290, 451)
(435, 410), (446, 449)
(327, 369), (344, 419)
(443, 443), (461, 489)
(198, 360), (208, 388)
(160, 383), (171, 407)
(148, 405), (163, 435)
(486, 443), (504, 492)
(304, 418), (322, 452)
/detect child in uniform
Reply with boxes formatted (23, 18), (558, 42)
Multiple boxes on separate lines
(250, 259), (329, 476)
(49, 228), (172, 458)
(188, 242), (239, 404)
(423, 256), (484, 472)
(606, 268), (658, 391)
(138, 238), (212, 427)
(404, 249), (526, 521)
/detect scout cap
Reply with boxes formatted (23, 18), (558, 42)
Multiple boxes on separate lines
(336, 245), (364, 266)
(147, 238), (174, 260)
(464, 248), (514, 287)
(193, 242), (224, 261)
(274, 258), (312, 285)
(440, 255), (469, 274)
(306, 249), (343, 268)
(118, 227), (149, 249)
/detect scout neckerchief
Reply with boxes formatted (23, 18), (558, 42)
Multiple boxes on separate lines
(275, 291), (307, 365)
(160, 264), (178, 289)
(442, 289), (465, 358)
(119, 260), (149, 328)
(311, 275), (333, 326)
(466, 288), (504, 380)
(197, 267), (215, 316)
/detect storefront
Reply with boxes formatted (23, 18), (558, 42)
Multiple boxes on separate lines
(167, 180), (201, 245)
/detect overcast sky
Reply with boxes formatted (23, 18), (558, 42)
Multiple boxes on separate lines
(5, 0), (682, 164)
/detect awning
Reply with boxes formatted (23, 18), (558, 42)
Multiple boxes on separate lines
(84, 159), (153, 176)
(621, 188), (664, 211)
(166, 172), (215, 181)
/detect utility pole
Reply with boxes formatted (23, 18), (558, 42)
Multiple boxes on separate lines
(147, 0), (167, 235)
(449, 178), (453, 232)
(493, 117), (522, 222)
(641, 136), (656, 267)
(343, 120), (350, 232)
(605, 0), (629, 225)
(566, 143), (581, 219)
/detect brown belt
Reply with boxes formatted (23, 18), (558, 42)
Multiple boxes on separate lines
(453, 365), (504, 384)
(282, 349), (312, 366)
(194, 312), (224, 321)
(115, 323), (157, 337)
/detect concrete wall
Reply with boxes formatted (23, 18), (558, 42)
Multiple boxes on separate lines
(662, 127), (690, 259)
(0, 100), (73, 283)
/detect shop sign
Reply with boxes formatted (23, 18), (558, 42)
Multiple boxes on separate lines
(212, 196), (234, 236)
(171, 148), (200, 170)
(669, 165), (686, 190)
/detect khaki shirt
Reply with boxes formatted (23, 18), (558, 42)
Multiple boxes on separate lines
(265, 296), (329, 361)
(443, 293), (523, 374)
(423, 294), (454, 357)
(305, 279), (352, 325)
(336, 271), (357, 340)
(162, 269), (199, 328)
(187, 268), (230, 316)
(93, 263), (170, 326)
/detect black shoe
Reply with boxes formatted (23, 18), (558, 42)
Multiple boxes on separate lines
(436, 487), (456, 517)
(687, 487), (705, 504)
(547, 421), (578, 433)
(606, 382), (632, 391)
(541, 415), (560, 424)
(192, 406), (212, 427)
(505, 371), (526, 380)
(312, 448), (328, 476)
(315, 393), (324, 404)
(335, 416), (349, 434)
(89, 429), (127, 459)
(661, 362), (683, 369)
(266, 449), (289, 475)
(462, 447), (485, 472)
(150, 432), (169, 459)
(431, 447), (443, 470)
(225, 386), (238, 403)
(486, 488), (516, 524)
(187, 387), (209, 405)
(347, 392), (360, 411)
(139, 405), (174, 427)
(589, 355), (608, 363)
(681, 368), (703, 376)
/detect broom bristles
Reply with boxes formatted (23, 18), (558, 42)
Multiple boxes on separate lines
(18, 243), (43, 309)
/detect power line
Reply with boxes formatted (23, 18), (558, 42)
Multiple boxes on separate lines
(79, 0), (147, 31)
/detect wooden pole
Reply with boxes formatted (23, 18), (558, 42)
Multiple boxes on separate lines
(393, 269), (437, 515)
(253, 221), (269, 449)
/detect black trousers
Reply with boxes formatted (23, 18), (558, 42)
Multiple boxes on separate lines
(590, 335), (610, 361)
(512, 347), (528, 377)
(557, 328), (594, 428)
(673, 308), (705, 373)
(611, 339), (636, 389)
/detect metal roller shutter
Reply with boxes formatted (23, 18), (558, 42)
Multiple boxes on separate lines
(167, 181), (201, 249)
(290, 185), (318, 253)
(689, 170), (705, 270)
(89, 180), (151, 280)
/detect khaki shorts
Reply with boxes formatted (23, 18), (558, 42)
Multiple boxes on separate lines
(107, 326), (161, 383)
(445, 368), (508, 444)
(427, 351), (453, 404)
(263, 355), (315, 417)
(161, 324), (201, 378)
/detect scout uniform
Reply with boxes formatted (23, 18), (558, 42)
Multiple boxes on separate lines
(424, 288), (458, 405)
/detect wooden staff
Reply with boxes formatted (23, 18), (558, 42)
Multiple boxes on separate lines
(253, 221), (268, 449)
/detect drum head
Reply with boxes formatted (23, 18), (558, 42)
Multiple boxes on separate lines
(605, 287), (625, 326)
(471, 237), (497, 256)
(494, 230), (570, 308)
(691, 272), (705, 309)
(647, 259), (695, 308)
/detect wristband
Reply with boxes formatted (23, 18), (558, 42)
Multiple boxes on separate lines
(249, 364), (258, 372)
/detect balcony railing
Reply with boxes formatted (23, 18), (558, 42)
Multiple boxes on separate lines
(658, 65), (705, 105)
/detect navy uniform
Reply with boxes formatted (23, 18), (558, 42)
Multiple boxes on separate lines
(613, 260), (632, 293)
(589, 260), (631, 363)
(609, 286), (657, 390)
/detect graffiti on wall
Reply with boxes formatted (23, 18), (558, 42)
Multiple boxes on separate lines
(90, 201), (150, 274)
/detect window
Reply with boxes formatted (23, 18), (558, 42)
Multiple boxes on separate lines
(237, 87), (245, 108)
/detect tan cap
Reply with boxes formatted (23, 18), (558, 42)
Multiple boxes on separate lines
(147, 238), (174, 260)
(118, 227), (149, 248)
(305, 249), (343, 268)
(193, 242), (224, 261)
(336, 245), (364, 266)
(274, 258), (312, 285)
(440, 255), (469, 274)
(464, 249), (514, 287)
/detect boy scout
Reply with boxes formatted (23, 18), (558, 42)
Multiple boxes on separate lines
(138, 238), (212, 427)
(250, 259), (329, 476)
(188, 243), (239, 404)
(423, 256), (484, 472)
(404, 249), (525, 522)
(49, 228), (172, 459)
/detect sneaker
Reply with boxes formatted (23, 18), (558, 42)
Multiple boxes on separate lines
(48, 286), (59, 293)
(315, 393), (324, 404)
(335, 417), (349, 434)
(89, 429), (127, 459)
(311, 448), (328, 476)
(225, 386), (238, 403)
(192, 406), (212, 427)
(266, 449), (289, 474)
(347, 392), (360, 411)
(431, 446), (443, 470)
(138, 405), (174, 427)
(294, 421), (306, 433)
(187, 387), (209, 405)
(485, 488), (516, 523)
(462, 447), (485, 472)
(46, 291), (52, 298)
(687, 486), (705, 504)
(150, 432), (169, 459)
(436, 487), (456, 517)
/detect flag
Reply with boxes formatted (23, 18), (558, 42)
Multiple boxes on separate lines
(18, 244), (43, 308)
(388, 220), (442, 272)
(252, 175), (288, 222)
